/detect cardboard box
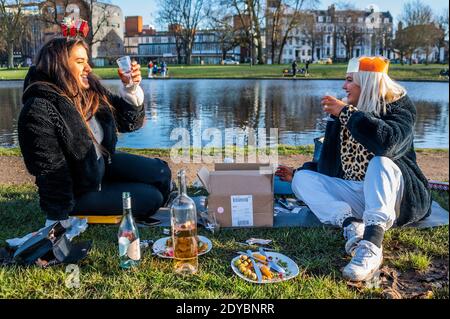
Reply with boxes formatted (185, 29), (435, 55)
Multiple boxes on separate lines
(197, 163), (274, 228)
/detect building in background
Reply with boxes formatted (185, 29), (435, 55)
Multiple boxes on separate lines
(124, 16), (156, 55)
(125, 16), (143, 36)
(90, 2), (124, 66)
(124, 18), (240, 64)
(267, 5), (394, 64)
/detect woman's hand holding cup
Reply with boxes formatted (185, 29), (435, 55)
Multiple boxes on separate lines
(321, 95), (347, 117)
(117, 56), (141, 87)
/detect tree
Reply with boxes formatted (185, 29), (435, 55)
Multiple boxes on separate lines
(335, 9), (364, 61)
(400, 0), (433, 26)
(418, 24), (444, 64)
(157, 1), (183, 64)
(246, 0), (265, 64)
(158, 0), (209, 65)
(0, 0), (31, 68)
(300, 11), (323, 63)
(227, 0), (265, 64)
(208, 8), (239, 61)
(391, 23), (440, 65)
(266, 0), (316, 64)
(394, 1), (446, 65)
(373, 24), (393, 57)
(157, 2), (184, 64)
(266, 0), (317, 64)
(390, 23), (411, 65)
(435, 8), (449, 63)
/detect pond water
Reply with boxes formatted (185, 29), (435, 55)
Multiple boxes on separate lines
(0, 79), (448, 149)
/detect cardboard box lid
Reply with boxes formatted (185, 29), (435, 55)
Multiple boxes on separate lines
(215, 163), (274, 172)
(197, 163), (275, 193)
(210, 171), (273, 195)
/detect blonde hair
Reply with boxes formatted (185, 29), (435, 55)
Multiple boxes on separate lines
(352, 72), (407, 116)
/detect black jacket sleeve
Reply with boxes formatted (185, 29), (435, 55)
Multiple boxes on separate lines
(18, 98), (75, 220)
(296, 161), (318, 172)
(344, 97), (416, 160)
(106, 90), (145, 133)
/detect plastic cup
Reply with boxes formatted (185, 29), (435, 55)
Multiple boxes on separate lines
(116, 56), (132, 73)
(116, 56), (132, 86)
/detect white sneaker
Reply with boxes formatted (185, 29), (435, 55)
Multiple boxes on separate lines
(342, 240), (383, 282)
(343, 221), (364, 256)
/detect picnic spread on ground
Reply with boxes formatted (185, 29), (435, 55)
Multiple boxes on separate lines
(1, 163), (447, 285)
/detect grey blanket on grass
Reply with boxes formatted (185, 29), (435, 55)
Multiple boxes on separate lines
(152, 198), (448, 229)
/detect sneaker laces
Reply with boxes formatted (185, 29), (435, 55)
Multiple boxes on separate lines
(352, 241), (378, 267)
(343, 222), (363, 241)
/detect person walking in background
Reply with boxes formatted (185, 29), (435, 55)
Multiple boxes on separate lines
(161, 61), (167, 77)
(305, 59), (310, 76)
(148, 60), (153, 78)
(292, 60), (298, 77)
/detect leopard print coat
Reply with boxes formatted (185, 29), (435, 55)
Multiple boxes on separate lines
(338, 105), (374, 181)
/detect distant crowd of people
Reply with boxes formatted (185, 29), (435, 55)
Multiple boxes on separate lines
(147, 60), (168, 78)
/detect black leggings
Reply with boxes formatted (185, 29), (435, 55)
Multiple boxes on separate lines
(72, 152), (172, 218)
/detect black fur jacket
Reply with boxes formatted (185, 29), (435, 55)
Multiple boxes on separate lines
(298, 95), (432, 226)
(18, 67), (145, 220)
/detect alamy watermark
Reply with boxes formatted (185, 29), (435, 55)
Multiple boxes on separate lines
(169, 121), (279, 165)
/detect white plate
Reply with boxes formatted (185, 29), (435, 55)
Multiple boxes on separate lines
(231, 251), (299, 284)
(152, 235), (212, 258)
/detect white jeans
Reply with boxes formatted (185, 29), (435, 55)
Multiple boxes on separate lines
(292, 157), (404, 230)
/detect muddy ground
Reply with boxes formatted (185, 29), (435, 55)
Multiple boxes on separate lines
(0, 151), (448, 185)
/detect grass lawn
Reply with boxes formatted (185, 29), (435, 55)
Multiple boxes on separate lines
(1, 63), (448, 81)
(0, 145), (315, 158)
(0, 182), (447, 299)
(2, 145), (449, 158)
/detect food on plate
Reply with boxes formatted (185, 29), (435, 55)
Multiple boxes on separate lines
(252, 253), (267, 262)
(260, 265), (273, 279)
(234, 254), (278, 282)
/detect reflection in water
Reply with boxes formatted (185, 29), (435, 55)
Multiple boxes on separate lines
(0, 79), (448, 148)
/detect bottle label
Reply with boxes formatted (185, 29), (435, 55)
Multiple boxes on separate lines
(127, 239), (141, 260)
(123, 197), (131, 209)
(118, 236), (130, 257)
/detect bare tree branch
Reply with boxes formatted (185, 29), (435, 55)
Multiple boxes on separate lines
(158, 0), (209, 65)
(0, 0), (32, 68)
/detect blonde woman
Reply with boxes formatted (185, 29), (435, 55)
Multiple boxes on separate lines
(276, 56), (432, 281)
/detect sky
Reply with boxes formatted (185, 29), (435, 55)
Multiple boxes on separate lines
(109, 0), (448, 29)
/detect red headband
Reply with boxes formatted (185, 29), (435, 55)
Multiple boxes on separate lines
(61, 17), (89, 38)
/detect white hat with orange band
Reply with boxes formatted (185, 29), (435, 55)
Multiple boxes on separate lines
(346, 56), (390, 74)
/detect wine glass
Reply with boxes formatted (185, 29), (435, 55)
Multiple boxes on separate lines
(322, 91), (337, 122)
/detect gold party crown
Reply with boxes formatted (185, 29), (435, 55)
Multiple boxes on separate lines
(347, 56), (390, 74)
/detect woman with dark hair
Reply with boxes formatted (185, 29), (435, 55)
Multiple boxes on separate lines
(18, 37), (172, 227)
